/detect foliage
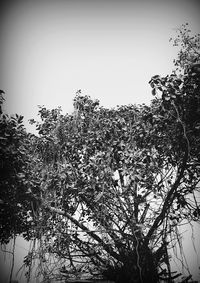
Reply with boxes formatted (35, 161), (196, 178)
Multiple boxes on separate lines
(26, 81), (200, 282)
(170, 23), (200, 71)
(1, 24), (200, 283)
(0, 91), (40, 244)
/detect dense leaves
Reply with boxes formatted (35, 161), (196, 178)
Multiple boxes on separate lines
(0, 93), (40, 243)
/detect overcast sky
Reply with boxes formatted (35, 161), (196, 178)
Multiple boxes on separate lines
(0, 0), (200, 132)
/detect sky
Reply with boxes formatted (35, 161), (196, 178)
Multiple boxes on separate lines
(0, 0), (200, 132)
(0, 0), (200, 282)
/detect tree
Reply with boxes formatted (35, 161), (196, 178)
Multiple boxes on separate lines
(1, 25), (200, 283)
(27, 77), (200, 282)
(0, 91), (40, 244)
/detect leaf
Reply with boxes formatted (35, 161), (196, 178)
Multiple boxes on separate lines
(94, 191), (104, 202)
(18, 115), (24, 123)
(152, 88), (156, 96)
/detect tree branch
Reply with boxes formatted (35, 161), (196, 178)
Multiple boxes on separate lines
(144, 148), (188, 246)
(44, 204), (121, 262)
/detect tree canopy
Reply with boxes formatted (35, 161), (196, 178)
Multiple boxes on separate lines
(0, 24), (200, 283)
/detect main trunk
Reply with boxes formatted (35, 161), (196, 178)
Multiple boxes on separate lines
(103, 245), (159, 283)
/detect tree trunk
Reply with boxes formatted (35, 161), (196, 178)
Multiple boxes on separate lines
(103, 245), (159, 283)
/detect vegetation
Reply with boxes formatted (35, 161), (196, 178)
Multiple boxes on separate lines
(0, 24), (200, 283)
(0, 91), (36, 243)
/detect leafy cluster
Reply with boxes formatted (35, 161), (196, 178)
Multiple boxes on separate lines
(0, 91), (43, 244)
(170, 23), (200, 71)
